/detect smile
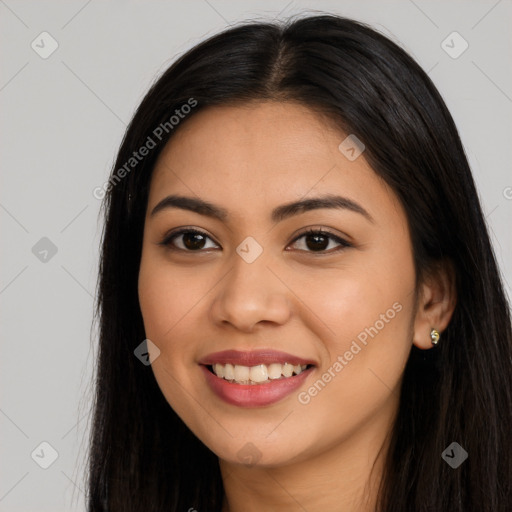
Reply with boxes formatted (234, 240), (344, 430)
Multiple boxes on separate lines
(208, 362), (310, 384)
(198, 349), (317, 407)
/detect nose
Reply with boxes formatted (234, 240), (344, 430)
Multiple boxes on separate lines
(209, 252), (292, 333)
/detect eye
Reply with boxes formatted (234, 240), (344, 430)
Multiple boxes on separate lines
(288, 228), (352, 254)
(159, 227), (352, 254)
(159, 228), (219, 252)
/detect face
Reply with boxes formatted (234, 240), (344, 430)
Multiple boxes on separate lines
(138, 101), (417, 468)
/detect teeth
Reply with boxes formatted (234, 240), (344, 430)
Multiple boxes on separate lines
(211, 362), (308, 384)
(282, 363), (294, 377)
(234, 364), (250, 382)
(224, 363), (234, 380)
(268, 363), (282, 379)
(250, 364), (268, 383)
(213, 363), (225, 378)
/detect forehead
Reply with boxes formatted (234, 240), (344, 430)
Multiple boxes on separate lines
(148, 101), (400, 225)
(155, 101), (338, 174)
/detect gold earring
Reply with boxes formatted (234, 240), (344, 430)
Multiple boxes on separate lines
(430, 328), (440, 346)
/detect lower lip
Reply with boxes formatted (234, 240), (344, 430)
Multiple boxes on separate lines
(200, 365), (314, 407)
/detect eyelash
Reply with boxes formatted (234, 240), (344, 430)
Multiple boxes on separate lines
(158, 227), (352, 255)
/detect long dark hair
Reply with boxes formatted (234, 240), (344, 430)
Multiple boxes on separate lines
(87, 13), (512, 511)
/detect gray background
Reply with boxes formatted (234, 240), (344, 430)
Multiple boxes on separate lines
(1, 1), (511, 510)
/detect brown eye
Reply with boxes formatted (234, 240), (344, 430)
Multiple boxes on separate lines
(304, 232), (329, 251)
(159, 227), (351, 254)
(161, 229), (219, 251)
(289, 229), (351, 253)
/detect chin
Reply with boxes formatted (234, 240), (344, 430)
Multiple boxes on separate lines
(201, 430), (312, 469)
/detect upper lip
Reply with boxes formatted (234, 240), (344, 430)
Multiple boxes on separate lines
(198, 349), (317, 367)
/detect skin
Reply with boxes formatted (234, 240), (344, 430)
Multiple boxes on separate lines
(138, 101), (456, 511)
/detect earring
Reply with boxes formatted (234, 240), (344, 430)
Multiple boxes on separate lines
(430, 328), (440, 346)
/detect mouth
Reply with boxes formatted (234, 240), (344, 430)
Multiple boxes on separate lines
(200, 363), (316, 407)
(198, 349), (317, 407)
(204, 362), (315, 385)
(198, 349), (317, 406)
(198, 349), (317, 384)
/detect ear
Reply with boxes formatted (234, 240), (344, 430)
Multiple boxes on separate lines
(412, 260), (457, 350)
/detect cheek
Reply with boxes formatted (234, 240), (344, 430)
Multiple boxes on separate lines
(138, 252), (205, 339)
(289, 274), (414, 453)
(296, 260), (414, 350)
(137, 253), (213, 400)
(138, 264), (172, 338)
(137, 256), (202, 416)
(293, 245), (416, 397)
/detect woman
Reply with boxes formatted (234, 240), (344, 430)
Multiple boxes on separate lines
(88, 14), (512, 511)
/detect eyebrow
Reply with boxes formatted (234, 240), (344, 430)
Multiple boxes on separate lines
(150, 194), (374, 224)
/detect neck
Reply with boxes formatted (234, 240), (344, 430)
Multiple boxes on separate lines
(219, 405), (395, 512)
